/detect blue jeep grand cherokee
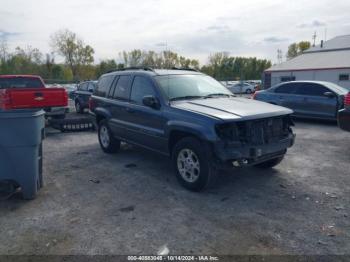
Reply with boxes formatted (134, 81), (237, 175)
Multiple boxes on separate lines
(89, 68), (295, 191)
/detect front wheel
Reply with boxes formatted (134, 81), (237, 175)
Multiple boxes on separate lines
(254, 155), (285, 168)
(98, 120), (120, 154)
(246, 89), (252, 94)
(172, 137), (217, 191)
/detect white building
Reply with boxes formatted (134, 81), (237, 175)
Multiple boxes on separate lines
(263, 35), (350, 90)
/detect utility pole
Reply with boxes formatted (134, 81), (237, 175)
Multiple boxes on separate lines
(277, 49), (283, 64)
(312, 31), (317, 47)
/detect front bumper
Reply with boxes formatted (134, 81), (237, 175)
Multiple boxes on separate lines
(338, 108), (350, 132)
(213, 133), (295, 167)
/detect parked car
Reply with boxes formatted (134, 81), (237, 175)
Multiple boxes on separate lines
(0, 75), (68, 119)
(72, 80), (97, 113)
(89, 68), (295, 191)
(62, 84), (77, 100)
(227, 82), (255, 94)
(253, 81), (349, 120)
(338, 92), (350, 131)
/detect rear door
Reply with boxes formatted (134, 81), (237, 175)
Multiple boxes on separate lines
(108, 75), (133, 138)
(272, 83), (302, 113)
(295, 83), (338, 119)
(123, 75), (167, 153)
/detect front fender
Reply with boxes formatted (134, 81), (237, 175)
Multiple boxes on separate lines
(165, 120), (217, 142)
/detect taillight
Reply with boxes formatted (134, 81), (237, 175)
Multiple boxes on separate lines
(251, 91), (257, 99)
(0, 89), (12, 110)
(88, 97), (95, 110)
(344, 93), (350, 107)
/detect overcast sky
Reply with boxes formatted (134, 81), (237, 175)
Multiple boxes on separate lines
(1, 0), (350, 64)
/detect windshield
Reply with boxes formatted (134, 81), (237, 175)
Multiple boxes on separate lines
(0, 77), (44, 89)
(155, 74), (232, 100)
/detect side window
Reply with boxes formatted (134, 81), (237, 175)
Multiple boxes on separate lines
(274, 83), (297, 94)
(82, 83), (89, 91)
(95, 75), (115, 97)
(130, 76), (156, 105)
(113, 75), (132, 100)
(297, 83), (330, 96)
(339, 74), (349, 81)
(78, 83), (86, 91)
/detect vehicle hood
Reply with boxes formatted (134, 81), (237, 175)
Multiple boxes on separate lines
(171, 97), (293, 121)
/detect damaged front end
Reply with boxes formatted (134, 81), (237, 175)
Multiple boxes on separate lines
(214, 115), (295, 167)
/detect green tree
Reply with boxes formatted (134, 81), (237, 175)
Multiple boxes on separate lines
(287, 43), (299, 60)
(120, 49), (199, 69)
(50, 29), (94, 80)
(298, 41), (311, 52)
(96, 59), (117, 77)
(287, 41), (311, 60)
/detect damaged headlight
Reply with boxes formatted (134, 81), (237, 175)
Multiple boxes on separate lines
(215, 123), (241, 141)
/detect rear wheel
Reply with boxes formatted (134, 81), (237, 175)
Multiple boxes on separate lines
(254, 155), (284, 168)
(98, 120), (120, 153)
(172, 137), (217, 191)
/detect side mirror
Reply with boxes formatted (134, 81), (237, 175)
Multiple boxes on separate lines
(142, 95), (160, 109)
(324, 91), (335, 98)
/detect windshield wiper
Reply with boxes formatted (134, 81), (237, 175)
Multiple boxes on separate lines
(169, 95), (204, 101)
(204, 93), (235, 98)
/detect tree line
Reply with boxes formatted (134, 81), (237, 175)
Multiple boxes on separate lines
(0, 29), (272, 83)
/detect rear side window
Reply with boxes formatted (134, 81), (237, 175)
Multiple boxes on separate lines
(0, 77), (44, 89)
(95, 75), (115, 97)
(295, 83), (330, 96)
(113, 75), (132, 100)
(274, 83), (298, 94)
(130, 76), (156, 105)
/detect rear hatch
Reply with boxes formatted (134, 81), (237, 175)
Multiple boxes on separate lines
(0, 88), (68, 110)
(0, 75), (68, 110)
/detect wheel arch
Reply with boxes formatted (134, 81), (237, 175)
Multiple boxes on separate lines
(94, 108), (113, 125)
(167, 126), (211, 156)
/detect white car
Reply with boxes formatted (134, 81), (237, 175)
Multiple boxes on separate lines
(227, 83), (255, 94)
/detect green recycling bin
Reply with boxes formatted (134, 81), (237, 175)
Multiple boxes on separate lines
(0, 109), (45, 199)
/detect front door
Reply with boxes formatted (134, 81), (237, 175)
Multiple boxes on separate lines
(123, 76), (167, 153)
(295, 83), (338, 119)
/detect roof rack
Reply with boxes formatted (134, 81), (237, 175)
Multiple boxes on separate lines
(170, 67), (199, 72)
(106, 67), (155, 73)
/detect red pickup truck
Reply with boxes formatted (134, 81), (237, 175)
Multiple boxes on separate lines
(0, 75), (68, 118)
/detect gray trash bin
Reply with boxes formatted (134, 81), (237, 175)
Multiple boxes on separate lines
(0, 109), (45, 199)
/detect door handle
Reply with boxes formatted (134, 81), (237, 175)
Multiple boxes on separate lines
(34, 92), (43, 97)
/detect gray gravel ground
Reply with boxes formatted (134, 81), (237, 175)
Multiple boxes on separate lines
(0, 118), (349, 255)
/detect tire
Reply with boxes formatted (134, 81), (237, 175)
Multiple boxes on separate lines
(98, 119), (120, 154)
(246, 89), (252, 94)
(172, 137), (217, 192)
(75, 100), (84, 114)
(254, 155), (285, 168)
